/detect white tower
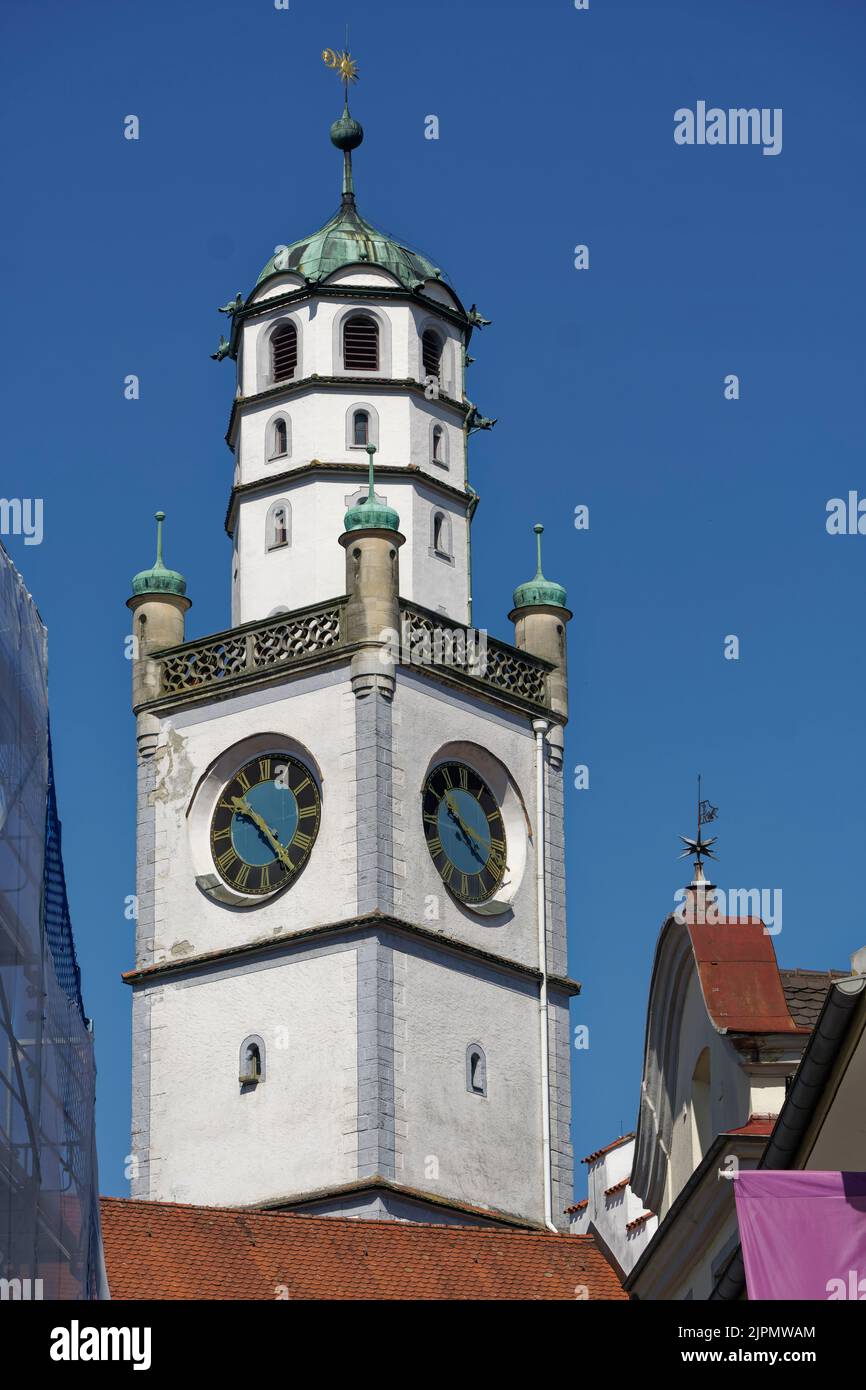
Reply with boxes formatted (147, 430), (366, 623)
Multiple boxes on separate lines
(125, 70), (576, 1229)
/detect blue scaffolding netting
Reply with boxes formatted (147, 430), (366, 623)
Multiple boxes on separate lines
(0, 542), (104, 1299)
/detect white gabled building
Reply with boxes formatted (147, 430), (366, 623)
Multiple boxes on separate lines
(568, 1133), (657, 1276)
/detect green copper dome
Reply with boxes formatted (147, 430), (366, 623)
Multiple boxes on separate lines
(131, 512), (187, 597)
(512, 525), (567, 609)
(256, 104), (448, 294)
(256, 202), (448, 294)
(344, 447), (400, 533)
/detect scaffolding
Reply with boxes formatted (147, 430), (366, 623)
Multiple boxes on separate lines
(0, 543), (103, 1299)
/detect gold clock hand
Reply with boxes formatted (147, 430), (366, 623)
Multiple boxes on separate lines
(443, 792), (492, 860)
(231, 796), (294, 870)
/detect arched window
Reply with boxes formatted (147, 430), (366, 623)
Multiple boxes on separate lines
(431, 509), (452, 559)
(432, 424), (444, 463)
(269, 416), (290, 460)
(271, 322), (298, 382)
(266, 500), (291, 551)
(239, 1035), (265, 1085)
(353, 409), (370, 447)
(466, 1043), (487, 1097)
(422, 327), (444, 380)
(343, 314), (379, 371)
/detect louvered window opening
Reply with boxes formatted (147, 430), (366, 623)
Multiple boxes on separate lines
(272, 325), (298, 382)
(422, 330), (443, 379)
(344, 316), (379, 371)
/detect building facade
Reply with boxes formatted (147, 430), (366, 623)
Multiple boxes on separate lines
(124, 98), (577, 1230)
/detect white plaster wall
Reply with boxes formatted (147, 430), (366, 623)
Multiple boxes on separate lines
(144, 949), (357, 1206)
(142, 668), (358, 966)
(577, 1139), (658, 1274)
(233, 474), (469, 624)
(396, 949), (545, 1223)
(235, 388), (464, 487)
(392, 672), (541, 969)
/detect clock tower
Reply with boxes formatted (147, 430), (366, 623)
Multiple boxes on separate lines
(125, 70), (576, 1230)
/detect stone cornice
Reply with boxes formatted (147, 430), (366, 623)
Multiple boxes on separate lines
(224, 460), (474, 537)
(121, 909), (582, 997)
(225, 374), (467, 448)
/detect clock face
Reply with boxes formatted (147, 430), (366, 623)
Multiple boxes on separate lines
(209, 753), (320, 897)
(422, 761), (507, 905)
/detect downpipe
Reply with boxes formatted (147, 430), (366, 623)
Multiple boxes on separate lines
(533, 716), (557, 1232)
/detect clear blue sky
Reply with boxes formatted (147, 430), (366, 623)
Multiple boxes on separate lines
(3, 0), (865, 1199)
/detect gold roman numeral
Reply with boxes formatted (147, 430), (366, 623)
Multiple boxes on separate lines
(293, 831), (313, 851)
(236, 770), (251, 793)
(216, 848), (238, 874)
(258, 758), (272, 782)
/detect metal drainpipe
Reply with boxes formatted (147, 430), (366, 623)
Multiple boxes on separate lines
(533, 716), (557, 1232)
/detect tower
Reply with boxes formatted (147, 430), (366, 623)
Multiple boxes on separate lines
(125, 63), (576, 1229)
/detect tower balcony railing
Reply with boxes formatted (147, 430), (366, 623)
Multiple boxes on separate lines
(151, 595), (552, 710)
(156, 598), (347, 696)
(399, 601), (552, 708)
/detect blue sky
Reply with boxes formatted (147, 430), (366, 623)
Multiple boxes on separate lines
(3, 0), (865, 1199)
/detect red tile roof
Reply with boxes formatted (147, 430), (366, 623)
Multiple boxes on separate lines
(565, 1199), (588, 1214)
(725, 1114), (777, 1138)
(625, 1212), (653, 1233)
(687, 919), (805, 1034)
(100, 1198), (627, 1301)
(582, 1133), (635, 1165)
(604, 1177), (630, 1198)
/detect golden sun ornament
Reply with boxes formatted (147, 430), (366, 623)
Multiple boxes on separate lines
(322, 48), (359, 85)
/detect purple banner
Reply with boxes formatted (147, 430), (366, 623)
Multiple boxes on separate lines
(735, 1171), (866, 1300)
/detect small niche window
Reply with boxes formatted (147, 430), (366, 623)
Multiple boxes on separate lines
(422, 327), (444, 380)
(466, 1043), (487, 1097)
(343, 314), (379, 372)
(353, 409), (370, 447)
(239, 1035), (265, 1086)
(271, 322), (298, 382)
(432, 424), (444, 463)
(431, 509), (452, 559)
(269, 416), (290, 460)
(266, 500), (291, 551)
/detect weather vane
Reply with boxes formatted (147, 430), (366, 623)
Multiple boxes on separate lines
(678, 774), (719, 867)
(322, 46), (359, 87)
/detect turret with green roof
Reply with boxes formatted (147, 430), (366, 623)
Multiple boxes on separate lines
(127, 512), (191, 716)
(509, 524), (571, 737)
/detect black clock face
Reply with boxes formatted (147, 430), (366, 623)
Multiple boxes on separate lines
(422, 761), (507, 905)
(209, 752), (320, 897)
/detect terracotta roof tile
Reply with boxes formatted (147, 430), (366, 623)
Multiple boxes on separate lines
(582, 1133), (635, 1165)
(603, 1177), (630, 1198)
(100, 1198), (627, 1301)
(565, 1199), (588, 1214)
(725, 1113), (777, 1138)
(625, 1212), (653, 1233)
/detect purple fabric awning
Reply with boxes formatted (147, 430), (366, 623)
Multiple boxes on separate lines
(735, 1171), (866, 1300)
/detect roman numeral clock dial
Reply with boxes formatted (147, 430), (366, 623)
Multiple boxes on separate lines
(422, 761), (507, 906)
(209, 753), (321, 898)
